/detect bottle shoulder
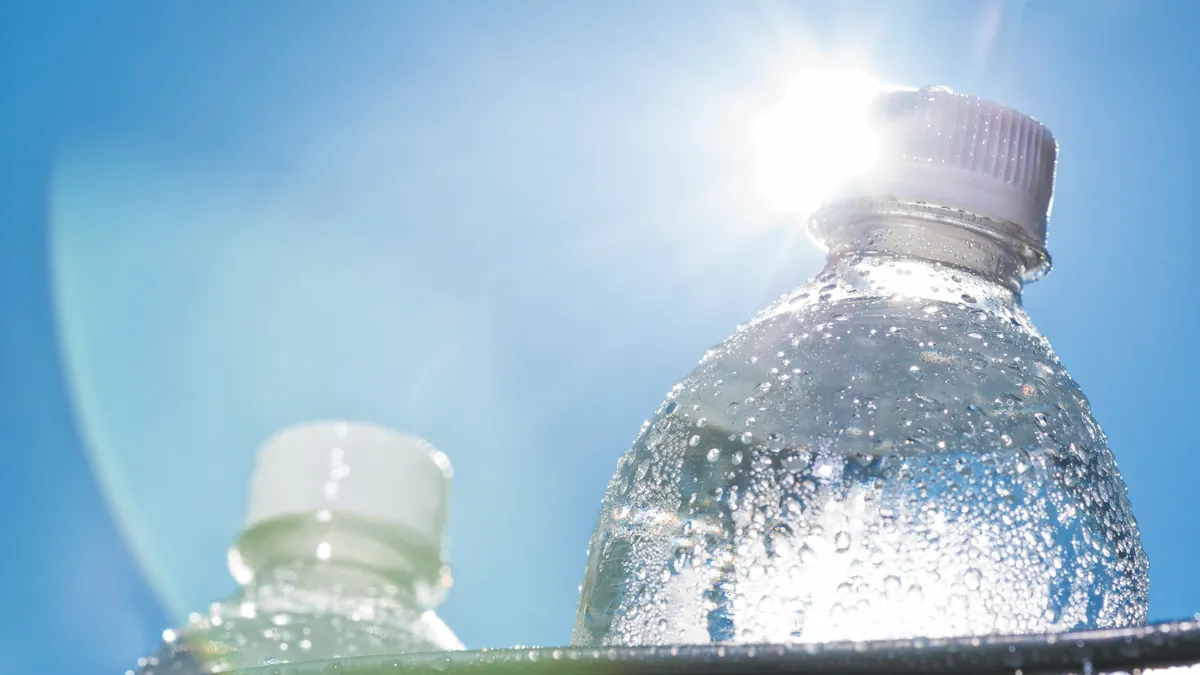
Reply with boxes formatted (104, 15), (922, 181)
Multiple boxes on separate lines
(663, 275), (1103, 460)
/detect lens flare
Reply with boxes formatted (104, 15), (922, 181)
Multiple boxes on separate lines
(752, 69), (885, 215)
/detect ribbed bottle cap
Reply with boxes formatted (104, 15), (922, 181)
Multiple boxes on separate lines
(836, 86), (1058, 245)
(244, 421), (452, 548)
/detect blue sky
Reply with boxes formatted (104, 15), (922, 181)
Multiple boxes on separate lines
(3, 1), (1199, 673)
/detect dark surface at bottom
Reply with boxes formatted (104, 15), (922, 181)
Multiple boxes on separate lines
(218, 618), (1200, 675)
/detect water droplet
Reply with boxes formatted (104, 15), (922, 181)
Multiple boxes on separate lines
(740, 432), (753, 444)
(706, 448), (721, 462)
(965, 568), (982, 590)
(835, 531), (852, 552)
(688, 435), (700, 447)
(636, 459), (650, 480)
(884, 575), (902, 592)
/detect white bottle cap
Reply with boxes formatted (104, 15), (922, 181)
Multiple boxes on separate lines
(838, 86), (1058, 245)
(244, 421), (452, 548)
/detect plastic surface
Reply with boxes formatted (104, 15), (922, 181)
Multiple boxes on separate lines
(245, 421), (452, 547)
(221, 618), (1200, 674)
(836, 86), (1057, 248)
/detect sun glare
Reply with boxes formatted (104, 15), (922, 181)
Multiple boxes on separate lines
(753, 69), (886, 215)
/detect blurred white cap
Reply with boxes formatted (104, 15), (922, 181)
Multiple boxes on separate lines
(244, 421), (452, 548)
(839, 86), (1058, 245)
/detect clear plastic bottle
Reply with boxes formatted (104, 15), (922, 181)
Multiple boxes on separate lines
(138, 421), (464, 674)
(573, 87), (1148, 646)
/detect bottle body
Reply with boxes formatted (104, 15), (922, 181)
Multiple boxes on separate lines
(573, 247), (1147, 645)
(143, 514), (463, 674)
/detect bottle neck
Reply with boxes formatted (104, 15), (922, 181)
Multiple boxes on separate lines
(228, 513), (449, 610)
(810, 198), (1050, 297)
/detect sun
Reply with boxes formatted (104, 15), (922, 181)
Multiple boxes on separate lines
(752, 69), (887, 216)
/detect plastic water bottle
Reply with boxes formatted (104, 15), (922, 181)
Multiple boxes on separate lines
(137, 422), (464, 673)
(573, 87), (1148, 646)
